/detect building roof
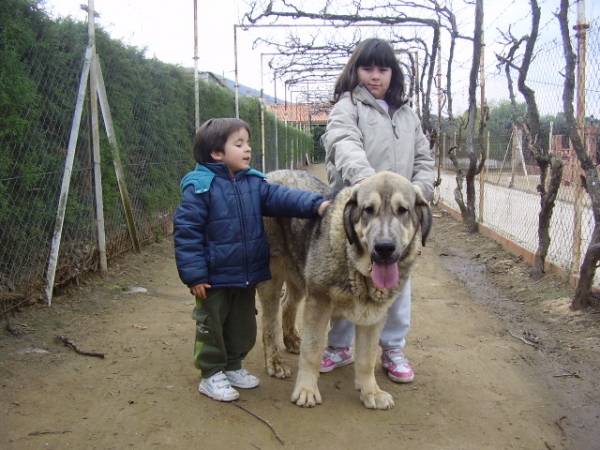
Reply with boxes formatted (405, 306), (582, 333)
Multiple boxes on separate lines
(267, 103), (331, 125)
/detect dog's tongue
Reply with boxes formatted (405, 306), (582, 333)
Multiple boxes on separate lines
(371, 262), (399, 289)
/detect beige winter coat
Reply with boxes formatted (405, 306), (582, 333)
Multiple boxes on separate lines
(322, 85), (435, 200)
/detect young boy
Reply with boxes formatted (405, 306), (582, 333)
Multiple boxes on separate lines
(174, 118), (329, 402)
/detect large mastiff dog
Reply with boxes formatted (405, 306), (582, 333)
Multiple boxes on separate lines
(258, 169), (431, 409)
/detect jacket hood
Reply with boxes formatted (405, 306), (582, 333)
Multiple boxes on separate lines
(180, 163), (266, 194)
(348, 85), (400, 117)
(349, 85), (387, 114)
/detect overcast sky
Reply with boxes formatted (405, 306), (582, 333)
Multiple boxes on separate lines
(42, 0), (598, 115)
(43, 0), (285, 95)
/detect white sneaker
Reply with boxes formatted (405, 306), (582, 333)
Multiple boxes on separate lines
(198, 371), (239, 401)
(225, 368), (260, 388)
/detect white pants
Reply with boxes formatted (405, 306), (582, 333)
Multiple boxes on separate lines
(327, 278), (411, 351)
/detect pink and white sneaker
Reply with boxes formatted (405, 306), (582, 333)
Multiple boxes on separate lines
(320, 346), (355, 373)
(381, 349), (414, 383)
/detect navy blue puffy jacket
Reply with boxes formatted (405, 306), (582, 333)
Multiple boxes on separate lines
(174, 163), (325, 289)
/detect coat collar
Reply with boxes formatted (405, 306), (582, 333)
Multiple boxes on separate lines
(180, 163), (266, 193)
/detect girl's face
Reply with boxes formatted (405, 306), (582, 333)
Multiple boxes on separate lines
(357, 64), (392, 100)
(211, 127), (252, 175)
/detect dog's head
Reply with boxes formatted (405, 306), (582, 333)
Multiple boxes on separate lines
(342, 172), (432, 289)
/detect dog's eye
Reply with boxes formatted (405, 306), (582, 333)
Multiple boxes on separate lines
(397, 206), (408, 215)
(364, 206), (375, 215)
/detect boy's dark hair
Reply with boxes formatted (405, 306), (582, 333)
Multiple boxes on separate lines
(193, 118), (252, 164)
(332, 38), (407, 108)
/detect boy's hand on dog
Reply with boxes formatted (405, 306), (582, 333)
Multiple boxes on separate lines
(317, 201), (331, 216)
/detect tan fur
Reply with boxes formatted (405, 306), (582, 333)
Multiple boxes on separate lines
(258, 169), (431, 409)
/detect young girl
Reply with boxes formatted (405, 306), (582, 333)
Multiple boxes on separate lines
(320, 38), (434, 383)
(174, 118), (329, 402)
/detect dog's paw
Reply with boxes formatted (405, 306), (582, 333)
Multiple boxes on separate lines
(360, 389), (395, 410)
(283, 332), (301, 354)
(291, 386), (322, 408)
(265, 355), (293, 379)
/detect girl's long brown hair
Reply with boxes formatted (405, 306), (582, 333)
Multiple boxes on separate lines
(332, 38), (407, 108)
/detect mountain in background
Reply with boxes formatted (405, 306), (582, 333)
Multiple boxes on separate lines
(200, 71), (283, 105)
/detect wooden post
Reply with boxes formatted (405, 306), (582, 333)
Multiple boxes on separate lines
(88, 0), (107, 278)
(193, 0), (200, 131)
(45, 46), (93, 306)
(571, 0), (588, 276)
(94, 57), (141, 254)
(478, 32), (486, 222)
(260, 54), (266, 172)
(510, 125), (518, 189)
(233, 25), (239, 119)
(478, 131), (489, 223)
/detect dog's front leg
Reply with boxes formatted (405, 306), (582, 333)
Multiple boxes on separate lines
(291, 295), (331, 407)
(354, 321), (395, 410)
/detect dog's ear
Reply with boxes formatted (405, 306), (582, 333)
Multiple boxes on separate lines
(343, 186), (361, 245)
(413, 185), (432, 246)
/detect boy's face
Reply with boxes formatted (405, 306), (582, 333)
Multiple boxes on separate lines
(211, 127), (251, 175)
(358, 64), (392, 100)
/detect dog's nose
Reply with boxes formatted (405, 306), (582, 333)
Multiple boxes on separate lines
(374, 241), (396, 258)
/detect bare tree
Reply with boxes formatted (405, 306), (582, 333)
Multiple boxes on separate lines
(393, 1), (474, 204)
(394, 0), (474, 122)
(557, 0), (599, 310)
(496, 0), (564, 280)
(242, 0), (442, 136)
(448, 0), (485, 232)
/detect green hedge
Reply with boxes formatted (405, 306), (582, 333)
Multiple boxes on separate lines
(0, 0), (314, 297)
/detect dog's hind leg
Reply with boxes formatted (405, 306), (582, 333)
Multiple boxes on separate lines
(281, 278), (304, 354)
(257, 272), (292, 379)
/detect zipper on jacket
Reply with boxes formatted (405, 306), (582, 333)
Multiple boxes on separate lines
(360, 86), (399, 140)
(232, 176), (251, 285)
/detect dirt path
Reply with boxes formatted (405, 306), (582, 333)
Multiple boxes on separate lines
(1, 164), (599, 450)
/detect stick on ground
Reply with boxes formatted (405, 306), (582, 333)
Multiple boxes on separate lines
(55, 334), (105, 358)
(232, 401), (284, 444)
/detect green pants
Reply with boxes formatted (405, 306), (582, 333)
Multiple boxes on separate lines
(192, 286), (257, 378)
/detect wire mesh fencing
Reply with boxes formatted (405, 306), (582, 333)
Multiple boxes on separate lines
(435, 6), (599, 289)
(0, 9), (311, 309)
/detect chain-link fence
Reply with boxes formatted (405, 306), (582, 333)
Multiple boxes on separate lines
(436, 11), (600, 288)
(0, 4), (313, 309)
(2, 0), (598, 309)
